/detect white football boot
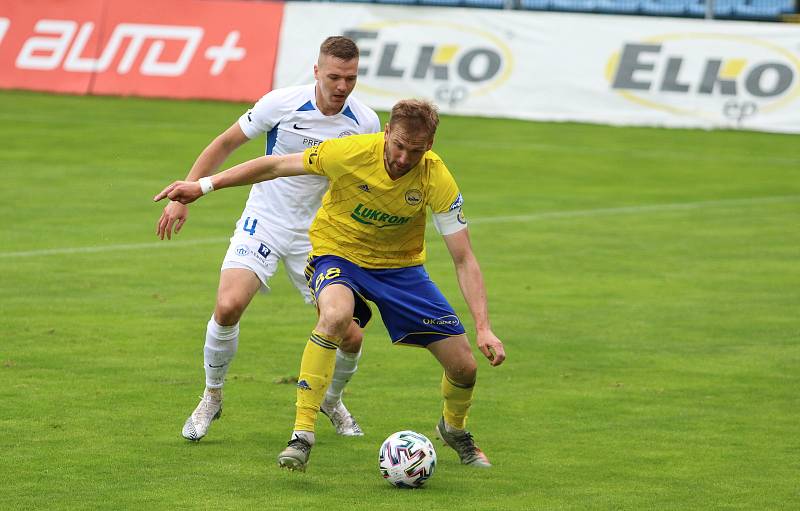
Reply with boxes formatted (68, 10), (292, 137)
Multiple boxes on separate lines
(181, 389), (222, 441)
(320, 399), (364, 436)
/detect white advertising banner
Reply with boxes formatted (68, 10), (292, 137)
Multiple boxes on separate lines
(276, 5), (800, 133)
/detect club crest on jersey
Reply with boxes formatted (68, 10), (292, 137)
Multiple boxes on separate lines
(358, 184), (371, 193)
(235, 244), (249, 257)
(351, 203), (411, 228)
(405, 189), (422, 206)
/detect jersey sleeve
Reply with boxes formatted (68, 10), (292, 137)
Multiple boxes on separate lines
(237, 90), (287, 139)
(302, 138), (348, 179)
(427, 161), (463, 214)
(428, 160), (467, 234)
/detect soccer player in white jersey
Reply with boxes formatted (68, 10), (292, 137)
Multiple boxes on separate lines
(156, 36), (381, 441)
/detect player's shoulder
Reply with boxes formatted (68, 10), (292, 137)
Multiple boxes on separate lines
(252, 84), (315, 115)
(343, 94), (381, 134)
(323, 132), (382, 162)
(326, 131), (381, 150)
(262, 83), (314, 102)
(424, 149), (449, 173)
(425, 148), (445, 165)
(422, 149), (455, 183)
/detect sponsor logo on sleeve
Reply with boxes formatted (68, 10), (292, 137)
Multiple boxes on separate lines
(448, 193), (463, 211)
(307, 146), (319, 165)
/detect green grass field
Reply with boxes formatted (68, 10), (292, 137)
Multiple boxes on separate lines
(1, 89), (798, 510)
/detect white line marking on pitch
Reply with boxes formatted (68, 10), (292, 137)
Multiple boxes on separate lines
(0, 237), (228, 258)
(468, 194), (800, 224)
(1, 195), (797, 259)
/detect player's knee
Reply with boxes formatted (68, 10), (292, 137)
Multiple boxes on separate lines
(339, 324), (364, 353)
(316, 307), (352, 339)
(214, 296), (247, 325)
(448, 357), (478, 386)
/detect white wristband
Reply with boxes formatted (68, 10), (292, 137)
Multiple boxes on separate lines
(198, 176), (214, 195)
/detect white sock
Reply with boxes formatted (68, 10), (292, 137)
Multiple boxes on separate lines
(324, 348), (360, 405)
(204, 316), (239, 389)
(291, 430), (315, 445)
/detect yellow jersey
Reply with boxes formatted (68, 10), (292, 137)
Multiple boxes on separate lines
(302, 132), (462, 269)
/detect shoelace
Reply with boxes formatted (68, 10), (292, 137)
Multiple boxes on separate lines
(324, 403), (349, 423)
(331, 408), (348, 424)
(453, 430), (479, 455)
(287, 438), (311, 454)
(194, 395), (220, 418)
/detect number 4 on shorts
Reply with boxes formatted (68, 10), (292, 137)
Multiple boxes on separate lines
(243, 217), (258, 236)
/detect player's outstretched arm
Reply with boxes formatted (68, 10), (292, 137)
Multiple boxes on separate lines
(153, 152), (309, 204)
(442, 228), (506, 367)
(157, 123), (249, 239)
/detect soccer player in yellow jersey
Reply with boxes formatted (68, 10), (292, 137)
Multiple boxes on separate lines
(155, 99), (507, 472)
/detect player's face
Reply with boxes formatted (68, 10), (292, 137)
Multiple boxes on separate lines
(383, 123), (433, 179)
(314, 54), (358, 116)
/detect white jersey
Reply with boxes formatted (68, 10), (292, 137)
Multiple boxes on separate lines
(237, 84), (381, 232)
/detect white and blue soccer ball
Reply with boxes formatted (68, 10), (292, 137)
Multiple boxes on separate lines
(378, 430), (437, 489)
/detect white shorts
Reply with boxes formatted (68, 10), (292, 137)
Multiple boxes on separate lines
(221, 215), (314, 304)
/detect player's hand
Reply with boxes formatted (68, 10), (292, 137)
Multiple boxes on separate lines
(476, 330), (505, 367)
(156, 201), (189, 240)
(153, 180), (203, 205)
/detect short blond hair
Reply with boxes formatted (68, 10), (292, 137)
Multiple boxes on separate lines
(388, 99), (440, 138)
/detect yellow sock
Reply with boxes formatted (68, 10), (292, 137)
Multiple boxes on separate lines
(441, 373), (475, 430)
(294, 330), (341, 432)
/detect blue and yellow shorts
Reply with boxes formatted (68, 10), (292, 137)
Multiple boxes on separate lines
(305, 255), (465, 346)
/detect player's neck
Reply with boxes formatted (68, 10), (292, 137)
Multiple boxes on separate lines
(317, 101), (339, 116)
(383, 157), (409, 181)
(315, 89), (341, 116)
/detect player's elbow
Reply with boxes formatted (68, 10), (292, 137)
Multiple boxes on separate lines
(450, 249), (477, 270)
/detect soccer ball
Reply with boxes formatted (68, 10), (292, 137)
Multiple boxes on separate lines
(378, 430), (437, 489)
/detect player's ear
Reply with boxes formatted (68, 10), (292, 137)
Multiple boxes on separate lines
(426, 136), (434, 151)
(313, 64), (319, 81)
